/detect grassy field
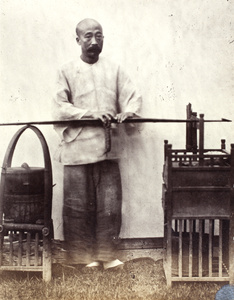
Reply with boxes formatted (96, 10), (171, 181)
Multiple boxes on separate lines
(0, 258), (225, 300)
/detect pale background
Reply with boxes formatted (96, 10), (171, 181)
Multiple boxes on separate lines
(0, 0), (233, 240)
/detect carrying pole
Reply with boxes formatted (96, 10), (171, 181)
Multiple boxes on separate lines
(0, 117), (231, 127)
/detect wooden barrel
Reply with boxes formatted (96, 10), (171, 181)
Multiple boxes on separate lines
(3, 163), (45, 223)
(0, 125), (53, 225)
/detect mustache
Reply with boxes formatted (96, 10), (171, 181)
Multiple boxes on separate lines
(87, 45), (101, 52)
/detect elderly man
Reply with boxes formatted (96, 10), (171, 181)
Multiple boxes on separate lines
(52, 18), (142, 269)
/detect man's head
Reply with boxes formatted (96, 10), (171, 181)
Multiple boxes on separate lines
(76, 18), (104, 64)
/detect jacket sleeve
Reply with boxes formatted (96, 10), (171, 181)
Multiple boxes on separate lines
(117, 66), (143, 135)
(52, 68), (88, 142)
(117, 66), (142, 116)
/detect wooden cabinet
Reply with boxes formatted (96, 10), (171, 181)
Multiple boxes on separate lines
(162, 108), (234, 287)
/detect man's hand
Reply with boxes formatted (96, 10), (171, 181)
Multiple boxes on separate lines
(115, 112), (136, 123)
(83, 111), (114, 123)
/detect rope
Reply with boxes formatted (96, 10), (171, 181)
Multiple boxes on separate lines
(103, 117), (111, 153)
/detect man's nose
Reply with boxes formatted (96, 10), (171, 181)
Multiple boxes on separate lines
(91, 36), (98, 45)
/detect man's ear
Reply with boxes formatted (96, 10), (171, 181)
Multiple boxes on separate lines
(76, 37), (81, 45)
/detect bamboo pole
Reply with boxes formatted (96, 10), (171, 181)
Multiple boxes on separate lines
(0, 117), (231, 127)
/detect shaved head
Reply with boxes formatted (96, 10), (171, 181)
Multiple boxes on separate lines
(75, 18), (104, 64)
(76, 18), (103, 37)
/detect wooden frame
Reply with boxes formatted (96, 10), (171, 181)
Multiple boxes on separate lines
(0, 125), (53, 281)
(163, 106), (234, 287)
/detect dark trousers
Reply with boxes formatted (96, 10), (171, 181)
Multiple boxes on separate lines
(63, 160), (122, 264)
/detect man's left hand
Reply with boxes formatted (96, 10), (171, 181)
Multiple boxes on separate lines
(115, 112), (136, 123)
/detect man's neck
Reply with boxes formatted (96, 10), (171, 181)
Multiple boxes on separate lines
(80, 54), (99, 64)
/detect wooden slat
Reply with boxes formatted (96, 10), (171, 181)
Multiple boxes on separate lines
(189, 220), (193, 277)
(175, 220), (178, 232)
(199, 114), (204, 166)
(184, 220), (187, 232)
(171, 276), (229, 282)
(0, 266), (43, 271)
(35, 233), (39, 266)
(167, 219), (172, 286)
(18, 231), (23, 266)
(9, 231), (13, 265)
(172, 186), (230, 192)
(179, 220), (183, 277)
(199, 220), (203, 277)
(209, 220), (213, 277)
(26, 232), (31, 267)
(0, 234), (3, 266)
(193, 220), (196, 232)
(219, 220), (223, 277)
(202, 220), (205, 234)
(3, 223), (44, 232)
(229, 143), (234, 284)
(172, 215), (230, 220)
(166, 145), (173, 287)
(189, 157), (192, 166)
(42, 236), (52, 282)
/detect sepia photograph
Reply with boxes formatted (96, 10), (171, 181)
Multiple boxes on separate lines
(0, 0), (234, 299)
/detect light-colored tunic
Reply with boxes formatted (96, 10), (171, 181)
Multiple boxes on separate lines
(52, 56), (142, 165)
(52, 56), (142, 264)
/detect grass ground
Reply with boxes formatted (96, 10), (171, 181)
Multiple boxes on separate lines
(0, 258), (224, 300)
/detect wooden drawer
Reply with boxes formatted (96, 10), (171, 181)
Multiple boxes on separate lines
(171, 168), (230, 187)
(172, 188), (230, 218)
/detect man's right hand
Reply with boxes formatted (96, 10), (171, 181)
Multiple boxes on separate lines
(83, 111), (114, 123)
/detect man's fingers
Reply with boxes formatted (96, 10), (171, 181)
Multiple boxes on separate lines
(115, 114), (122, 123)
(106, 113), (114, 120)
(120, 115), (126, 122)
(116, 113), (132, 123)
(103, 113), (113, 121)
(99, 113), (114, 123)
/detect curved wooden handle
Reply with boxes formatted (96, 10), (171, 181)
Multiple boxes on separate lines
(2, 125), (51, 170)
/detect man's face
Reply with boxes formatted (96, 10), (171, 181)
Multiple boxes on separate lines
(77, 20), (104, 62)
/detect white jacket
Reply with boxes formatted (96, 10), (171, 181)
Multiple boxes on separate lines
(52, 56), (142, 165)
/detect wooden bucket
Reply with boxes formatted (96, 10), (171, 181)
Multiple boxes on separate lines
(3, 163), (45, 223)
(0, 125), (52, 224)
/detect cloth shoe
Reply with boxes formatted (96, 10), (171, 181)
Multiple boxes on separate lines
(103, 259), (124, 270)
(85, 261), (101, 268)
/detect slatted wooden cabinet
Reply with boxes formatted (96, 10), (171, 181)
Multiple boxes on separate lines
(162, 141), (234, 286)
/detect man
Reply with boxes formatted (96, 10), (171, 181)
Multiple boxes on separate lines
(52, 18), (142, 269)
